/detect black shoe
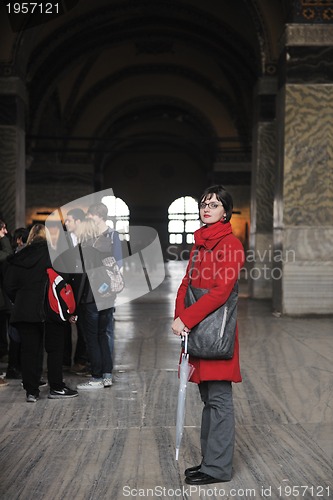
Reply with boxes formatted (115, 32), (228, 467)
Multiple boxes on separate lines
(48, 386), (78, 399)
(185, 472), (229, 485)
(185, 465), (201, 477)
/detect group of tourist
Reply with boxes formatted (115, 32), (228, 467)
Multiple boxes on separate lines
(0, 202), (122, 402)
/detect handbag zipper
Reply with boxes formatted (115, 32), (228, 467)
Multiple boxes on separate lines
(219, 306), (228, 338)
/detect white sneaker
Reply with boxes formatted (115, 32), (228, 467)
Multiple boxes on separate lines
(103, 378), (112, 388)
(77, 380), (104, 390)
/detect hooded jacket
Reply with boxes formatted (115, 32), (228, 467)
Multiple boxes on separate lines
(4, 240), (51, 323)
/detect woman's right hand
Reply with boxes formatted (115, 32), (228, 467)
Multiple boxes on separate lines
(171, 317), (190, 337)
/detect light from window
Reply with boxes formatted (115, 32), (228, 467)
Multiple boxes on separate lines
(102, 195), (130, 241)
(170, 233), (183, 244)
(168, 196), (200, 245)
(168, 220), (184, 233)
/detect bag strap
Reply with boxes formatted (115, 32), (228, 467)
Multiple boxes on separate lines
(76, 243), (87, 305)
(188, 247), (238, 294)
(188, 248), (199, 285)
(78, 243), (86, 273)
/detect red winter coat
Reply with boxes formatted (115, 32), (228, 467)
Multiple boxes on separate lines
(174, 221), (245, 384)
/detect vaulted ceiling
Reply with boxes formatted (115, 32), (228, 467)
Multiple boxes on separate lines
(0, 0), (292, 197)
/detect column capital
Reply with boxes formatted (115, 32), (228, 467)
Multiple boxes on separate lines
(282, 23), (333, 48)
(278, 24), (333, 85)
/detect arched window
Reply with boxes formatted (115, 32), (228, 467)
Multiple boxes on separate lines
(168, 196), (200, 244)
(102, 195), (130, 241)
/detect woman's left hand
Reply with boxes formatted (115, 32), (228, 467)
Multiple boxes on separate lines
(172, 317), (190, 336)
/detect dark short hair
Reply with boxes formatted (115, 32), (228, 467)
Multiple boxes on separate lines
(199, 185), (233, 223)
(13, 227), (29, 244)
(0, 219), (6, 230)
(87, 203), (108, 221)
(67, 208), (86, 221)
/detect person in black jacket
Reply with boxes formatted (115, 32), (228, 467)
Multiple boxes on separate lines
(0, 219), (12, 367)
(3, 224), (78, 402)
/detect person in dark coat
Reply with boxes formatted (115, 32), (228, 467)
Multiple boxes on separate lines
(5, 226), (30, 379)
(0, 219), (11, 387)
(172, 185), (245, 485)
(3, 224), (78, 402)
(0, 219), (12, 366)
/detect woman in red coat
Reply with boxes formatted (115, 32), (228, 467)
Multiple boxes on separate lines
(172, 185), (245, 485)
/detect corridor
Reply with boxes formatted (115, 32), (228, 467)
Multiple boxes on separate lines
(0, 262), (332, 500)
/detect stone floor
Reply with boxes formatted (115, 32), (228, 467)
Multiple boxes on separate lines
(0, 262), (332, 500)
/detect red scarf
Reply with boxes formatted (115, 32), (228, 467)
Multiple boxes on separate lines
(194, 221), (232, 250)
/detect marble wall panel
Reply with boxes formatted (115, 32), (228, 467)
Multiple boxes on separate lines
(284, 84), (333, 227)
(250, 116), (275, 299)
(284, 226), (333, 261)
(278, 84), (333, 314)
(283, 261), (333, 315)
(281, 227), (333, 314)
(248, 232), (274, 298)
(0, 125), (25, 228)
(253, 122), (276, 233)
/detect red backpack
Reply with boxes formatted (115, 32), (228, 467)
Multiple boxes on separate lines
(46, 268), (76, 321)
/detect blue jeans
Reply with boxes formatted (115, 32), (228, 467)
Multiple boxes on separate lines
(78, 303), (113, 379)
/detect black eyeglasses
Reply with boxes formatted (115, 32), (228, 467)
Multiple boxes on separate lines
(199, 202), (223, 210)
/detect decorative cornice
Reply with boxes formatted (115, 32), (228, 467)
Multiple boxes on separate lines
(283, 23), (333, 46)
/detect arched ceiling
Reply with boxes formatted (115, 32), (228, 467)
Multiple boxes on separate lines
(0, 0), (291, 187)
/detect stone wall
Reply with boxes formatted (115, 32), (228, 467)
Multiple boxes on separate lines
(281, 84), (333, 314)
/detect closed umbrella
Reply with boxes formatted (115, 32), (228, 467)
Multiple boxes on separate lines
(175, 334), (194, 461)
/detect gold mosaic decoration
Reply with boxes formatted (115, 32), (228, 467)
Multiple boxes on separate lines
(297, 0), (333, 21)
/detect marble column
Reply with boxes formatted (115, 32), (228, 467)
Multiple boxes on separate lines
(0, 76), (26, 230)
(274, 24), (333, 315)
(249, 77), (277, 299)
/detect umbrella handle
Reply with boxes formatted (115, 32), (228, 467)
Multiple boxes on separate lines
(182, 333), (188, 354)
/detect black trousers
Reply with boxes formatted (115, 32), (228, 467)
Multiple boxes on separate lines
(0, 312), (9, 357)
(16, 321), (66, 396)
